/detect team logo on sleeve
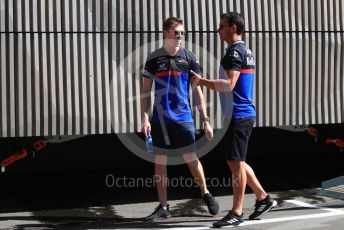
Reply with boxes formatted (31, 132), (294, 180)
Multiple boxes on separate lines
(229, 50), (239, 58)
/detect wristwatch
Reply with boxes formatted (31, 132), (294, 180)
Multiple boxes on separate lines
(203, 116), (210, 123)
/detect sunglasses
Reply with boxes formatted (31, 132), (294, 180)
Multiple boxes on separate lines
(167, 30), (186, 36)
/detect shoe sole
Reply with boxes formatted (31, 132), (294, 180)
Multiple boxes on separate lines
(213, 221), (244, 228)
(144, 215), (171, 223)
(209, 209), (220, 216)
(249, 200), (277, 220)
(204, 196), (220, 215)
(236, 222), (244, 227)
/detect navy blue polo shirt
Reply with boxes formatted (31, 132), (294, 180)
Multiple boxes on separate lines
(143, 47), (201, 124)
(220, 41), (256, 119)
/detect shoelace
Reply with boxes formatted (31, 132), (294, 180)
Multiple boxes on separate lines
(254, 200), (259, 207)
(225, 211), (235, 220)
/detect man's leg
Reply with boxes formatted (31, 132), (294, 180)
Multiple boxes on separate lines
(183, 152), (208, 195)
(245, 162), (267, 200)
(227, 160), (247, 216)
(245, 162), (277, 220)
(213, 160), (246, 227)
(183, 152), (219, 215)
(155, 154), (168, 206)
(144, 154), (170, 222)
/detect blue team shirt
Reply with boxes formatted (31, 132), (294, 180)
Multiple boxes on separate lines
(143, 47), (201, 124)
(220, 41), (256, 119)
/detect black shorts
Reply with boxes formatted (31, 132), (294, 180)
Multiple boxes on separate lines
(224, 117), (255, 161)
(151, 122), (196, 155)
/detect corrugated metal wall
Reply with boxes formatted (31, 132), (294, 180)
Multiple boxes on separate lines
(0, 0), (343, 137)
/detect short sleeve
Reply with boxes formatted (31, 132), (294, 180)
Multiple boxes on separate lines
(221, 48), (243, 71)
(143, 57), (155, 79)
(189, 52), (202, 74)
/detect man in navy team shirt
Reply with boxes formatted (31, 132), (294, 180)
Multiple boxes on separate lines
(191, 12), (277, 227)
(141, 17), (219, 222)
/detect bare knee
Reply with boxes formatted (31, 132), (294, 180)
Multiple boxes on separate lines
(183, 152), (198, 165)
(155, 154), (167, 166)
(227, 160), (246, 173)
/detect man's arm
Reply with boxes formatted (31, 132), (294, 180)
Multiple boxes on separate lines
(192, 85), (208, 120)
(190, 70), (240, 92)
(141, 77), (153, 137)
(192, 85), (213, 140)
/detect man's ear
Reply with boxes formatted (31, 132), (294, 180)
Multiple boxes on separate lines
(231, 24), (237, 33)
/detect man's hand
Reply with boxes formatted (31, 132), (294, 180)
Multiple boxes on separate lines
(141, 120), (151, 138)
(190, 70), (202, 88)
(204, 122), (214, 141)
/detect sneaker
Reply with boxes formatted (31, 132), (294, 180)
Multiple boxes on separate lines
(203, 193), (220, 215)
(144, 204), (171, 222)
(249, 195), (277, 220)
(213, 210), (244, 228)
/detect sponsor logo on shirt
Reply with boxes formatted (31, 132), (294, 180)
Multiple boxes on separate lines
(176, 58), (188, 64)
(157, 63), (168, 71)
(246, 57), (255, 66)
(157, 57), (168, 64)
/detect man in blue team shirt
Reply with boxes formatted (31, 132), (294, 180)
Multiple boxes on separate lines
(191, 12), (277, 227)
(141, 17), (219, 222)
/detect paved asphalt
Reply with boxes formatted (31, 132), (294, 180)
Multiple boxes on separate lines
(0, 163), (343, 230)
(0, 185), (343, 229)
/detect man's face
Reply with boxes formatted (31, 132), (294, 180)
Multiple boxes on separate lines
(164, 24), (185, 48)
(218, 18), (234, 41)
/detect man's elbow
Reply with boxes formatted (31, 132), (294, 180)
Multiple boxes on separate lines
(225, 84), (233, 92)
(221, 82), (232, 92)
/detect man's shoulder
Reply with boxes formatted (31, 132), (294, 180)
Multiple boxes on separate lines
(229, 41), (245, 52)
(146, 48), (167, 61)
(227, 41), (253, 59)
(180, 48), (197, 61)
(181, 48), (196, 57)
(224, 46), (242, 60)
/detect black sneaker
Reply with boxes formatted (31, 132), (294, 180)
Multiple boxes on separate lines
(144, 204), (171, 222)
(203, 193), (220, 215)
(213, 210), (244, 228)
(249, 195), (277, 220)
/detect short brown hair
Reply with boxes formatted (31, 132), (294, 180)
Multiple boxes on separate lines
(163, 17), (183, 31)
(221, 12), (245, 35)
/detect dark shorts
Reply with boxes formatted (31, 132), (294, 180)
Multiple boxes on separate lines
(151, 122), (196, 155)
(224, 117), (255, 161)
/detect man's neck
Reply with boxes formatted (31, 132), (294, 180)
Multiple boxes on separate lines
(163, 44), (180, 56)
(226, 34), (241, 47)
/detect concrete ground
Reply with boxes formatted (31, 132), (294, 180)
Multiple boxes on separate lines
(0, 187), (343, 229)
(113, 189), (344, 230)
